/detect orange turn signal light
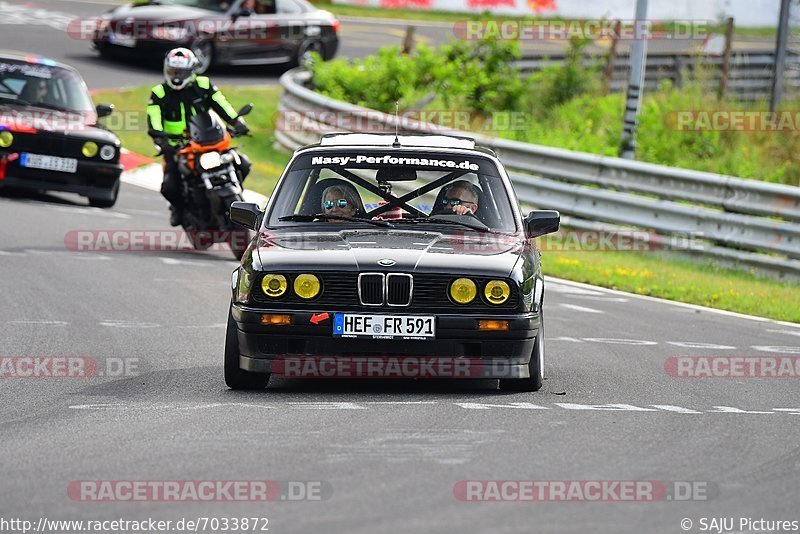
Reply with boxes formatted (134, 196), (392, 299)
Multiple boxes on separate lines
(478, 320), (509, 331)
(261, 314), (292, 326)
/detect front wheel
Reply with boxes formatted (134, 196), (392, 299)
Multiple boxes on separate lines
(500, 312), (544, 392)
(88, 179), (119, 208)
(225, 307), (269, 390)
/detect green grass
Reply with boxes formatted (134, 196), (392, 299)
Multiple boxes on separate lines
(542, 249), (800, 322)
(92, 85), (290, 196)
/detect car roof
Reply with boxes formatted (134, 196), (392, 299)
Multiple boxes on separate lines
(306, 133), (497, 157)
(0, 50), (75, 72)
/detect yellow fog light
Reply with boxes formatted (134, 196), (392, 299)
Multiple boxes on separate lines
(293, 273), (321, 300)
(484, 280), (510, 304)
(450, 277), (477, 304)
(261, 314), (291, 325)
(82, 141), (98, 158)
(0, 131), (13, 148)
(478, 319), (509, 331)
(261, 274), (287, 297)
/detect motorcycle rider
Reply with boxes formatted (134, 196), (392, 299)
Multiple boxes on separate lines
(147, 47), (251, 226)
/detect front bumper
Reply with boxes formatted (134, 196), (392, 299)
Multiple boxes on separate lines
(232, 304), (539, 379)
(0, 157), (122, 199)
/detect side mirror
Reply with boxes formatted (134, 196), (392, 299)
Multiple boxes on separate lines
(237, 103), (253, 117)
(96, 103), (114, 118)
(230, 201), (263, 230)
(524, 210), (560, 238)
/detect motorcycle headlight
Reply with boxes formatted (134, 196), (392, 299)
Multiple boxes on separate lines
(449, 278), (477, 305)
(199, 151), (222, 170)
(293, 273), (321, 300)
(82, 141), (98, 158)
(261, 274), (287, 298)
(484, 280), (510, 304)
(0, 131), (13, 148)
(99, 145), (115, 161)
(220, 152), (235, 164)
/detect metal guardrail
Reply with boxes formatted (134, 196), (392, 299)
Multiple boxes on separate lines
(277, 68), (800, 277)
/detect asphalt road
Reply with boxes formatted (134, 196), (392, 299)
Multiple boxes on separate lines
(1, 181), (799, 533)
(0, 0), (777, 90)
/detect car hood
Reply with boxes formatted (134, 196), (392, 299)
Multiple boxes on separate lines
(111, 3), (218, 22)
(253, 229), (525, 278)
(0, 108), (118, 143)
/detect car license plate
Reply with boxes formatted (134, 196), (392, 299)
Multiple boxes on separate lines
(333, 313), (435, 340)
(109, 31), (136, 47)
(20, 153), (78, 174)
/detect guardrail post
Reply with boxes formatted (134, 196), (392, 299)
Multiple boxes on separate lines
(603, 20), (621, 96)
(718, 17), (734, 99)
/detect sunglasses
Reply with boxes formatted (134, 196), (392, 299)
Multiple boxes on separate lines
(442, 197), (476, 207)
(324, 199), (349, 210)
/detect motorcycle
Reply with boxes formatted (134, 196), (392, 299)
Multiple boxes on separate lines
(156, 104), (254, 261)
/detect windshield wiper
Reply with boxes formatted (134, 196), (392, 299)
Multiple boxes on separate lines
(395, 216), (490, 232)
(278, 213), (394, 228)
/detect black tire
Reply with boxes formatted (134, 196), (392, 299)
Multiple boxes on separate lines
(225, 307), (269, 390)
(192, 41), (215, 74)
(294, 39), (324, 68)
(500, 312), (544, 392)
(88, 179), (119, 208)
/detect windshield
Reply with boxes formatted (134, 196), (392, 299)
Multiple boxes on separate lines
(133, 0), (232, 12)
(0, 61), (93, 113)
(267, 150), (519, 233)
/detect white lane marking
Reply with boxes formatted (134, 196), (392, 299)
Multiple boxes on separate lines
(161, 258), (220, 267)
(287, 402), (367, 410)
(99, 320), (161, 328)
(547, 282), (605, 296)
(667, 341), (737, 350)
(46, 206), (132, 219)
(0, 250), (26, 256)
(773, 409), (800, 414)
(363, 401), (438, 405)
(177, 403), (275, 410)
(551, 336), (584, 343)
(767, 329), (800, 338)
(583, 338), (659, 346)
(174, 324), (227, 329)
(574, 296), (630, 303)
(651, 405), (703, 414)
(708, 406), (776, 414)
(555, 403), (659, 412)
(7, 320), (69, 326)
(546, 276), (800, 329)
(751, 346), (800, 354)
(0, 1), (74, 30)
(455, 402), (549, 410)
(70, 403), (127, 410)
(559, 303), (604, 314)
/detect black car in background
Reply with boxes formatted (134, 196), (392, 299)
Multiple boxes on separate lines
(225, 133), (561, 392)
(92, 0), (340, 72)
(0, 53), (122, 208)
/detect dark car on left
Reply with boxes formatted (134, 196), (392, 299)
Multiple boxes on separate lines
(0, 52), (122, 208)
(91, 0), (340, 72)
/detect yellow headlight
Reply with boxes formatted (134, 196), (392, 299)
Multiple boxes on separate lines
(450, 278), (477, 304)
(0, 131), (13, 148)
(293, 273), (321, 300)
(82, 141), (98, 158)
(484, 280), (511, 304)
(261, 274), (287, 297)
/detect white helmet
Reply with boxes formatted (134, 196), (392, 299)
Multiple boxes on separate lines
(163, 48), (199, 90)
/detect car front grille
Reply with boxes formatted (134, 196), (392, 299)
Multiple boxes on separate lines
(252, 272), (519, 311)
(8, 132), (89, 159)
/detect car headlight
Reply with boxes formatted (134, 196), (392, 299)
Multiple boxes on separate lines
(199, 151), (222, 170)
(99, 145), (115, 161)
(484, 280), (510, 304)
(0, 131), (13, 148)
(82, 141), (98, 158)
(261, 274), (287, 297)
(152, 26), (188, 41)
(293, 273), (321, 300)
(450, 278), (477, 304)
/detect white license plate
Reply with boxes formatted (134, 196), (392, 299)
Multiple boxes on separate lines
(20, 153), (78, 174)
(333, 313), (435, 340)
(109, 31), (136, 47)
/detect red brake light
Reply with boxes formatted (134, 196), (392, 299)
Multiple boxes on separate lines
(331, 19), (340, 33)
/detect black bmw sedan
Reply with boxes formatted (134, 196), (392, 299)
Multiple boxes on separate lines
(91, 0), (340, 72)
(0, 53), (122, 208)
(226, 133), (561, 391)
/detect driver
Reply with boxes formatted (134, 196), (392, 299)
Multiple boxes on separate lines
(147, 47), (250, 226)
(436, 180), (480, 217)
(321, 184), (360, 221)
